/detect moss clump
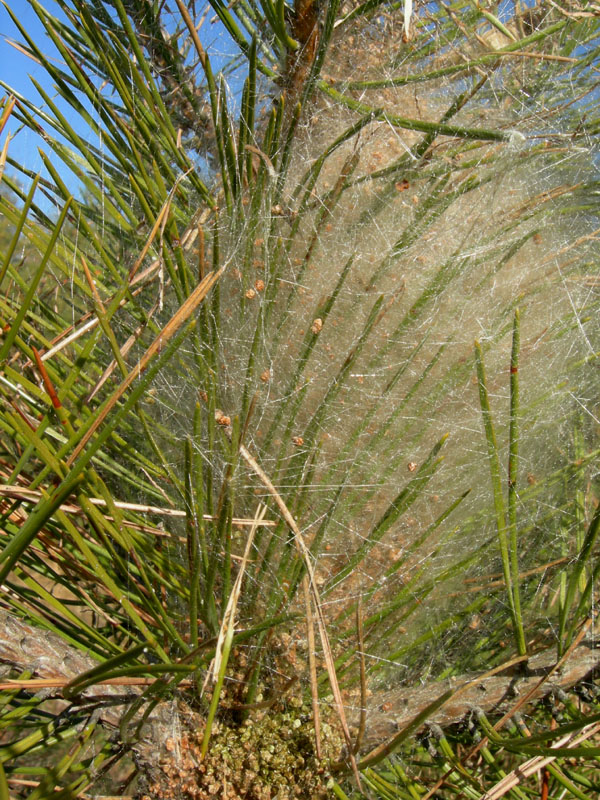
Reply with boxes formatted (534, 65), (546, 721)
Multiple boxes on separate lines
(138, 700), (344, 799)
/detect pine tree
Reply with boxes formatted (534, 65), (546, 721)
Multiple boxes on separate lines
(0, 1), (599, 797)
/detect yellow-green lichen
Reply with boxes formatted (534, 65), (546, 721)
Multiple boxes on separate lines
(137, 700), (344, 799)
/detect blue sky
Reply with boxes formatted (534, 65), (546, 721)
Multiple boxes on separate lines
(1, 1), (51, 107)
(1, 0), (93, 201)
(0, 0), (241, 210)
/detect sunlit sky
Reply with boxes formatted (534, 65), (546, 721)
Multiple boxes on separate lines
(1, 0), (96, 202)
(0, 0), (237, 210)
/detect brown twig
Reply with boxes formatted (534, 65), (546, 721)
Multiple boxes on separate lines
(32, 346), (61, 410)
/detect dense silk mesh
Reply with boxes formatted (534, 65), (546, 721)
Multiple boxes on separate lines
(137, 7), (600, 694)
